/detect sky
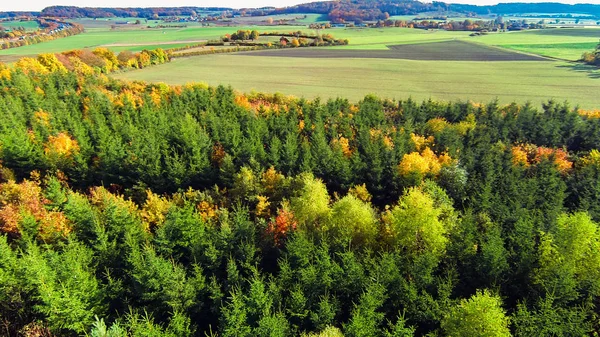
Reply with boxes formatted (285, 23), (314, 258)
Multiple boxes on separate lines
(1, 0), (600, 12)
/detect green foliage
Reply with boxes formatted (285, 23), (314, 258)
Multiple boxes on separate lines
(0, 65), (599, 337)
(326, 194), (378, 248)
(441, 290), (511, 337)
(290, 173), (331, 229)
(345, 283), (386, 337)
(387, 187), (452, 258)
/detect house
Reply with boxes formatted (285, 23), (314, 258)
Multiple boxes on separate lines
(279, 36), (290, 44)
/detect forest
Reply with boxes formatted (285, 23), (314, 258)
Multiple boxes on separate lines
(1, 59), (600, 336)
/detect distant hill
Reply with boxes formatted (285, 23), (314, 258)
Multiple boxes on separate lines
(2, 1), (600, 21)
(39, 6), (234, 19)
(447, 2), (600, 17)
(0, 11), (40, 18)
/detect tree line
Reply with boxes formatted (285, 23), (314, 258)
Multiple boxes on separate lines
(1, 59), (600, 336)
(1, 20), (84, 50)
(582, 41), (600, 66)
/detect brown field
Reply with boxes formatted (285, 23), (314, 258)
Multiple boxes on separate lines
(242, 40), (549, 61)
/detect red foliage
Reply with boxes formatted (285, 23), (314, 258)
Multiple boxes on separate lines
(267, 208), (297, 246)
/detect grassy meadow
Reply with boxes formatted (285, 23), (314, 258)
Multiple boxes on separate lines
(0, 25), (285, 59)
(0, 20), (40, 31)
(113, 54), (600, 109)
(474, 28), (600, 60)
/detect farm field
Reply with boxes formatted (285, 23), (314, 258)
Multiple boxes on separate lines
(326, 28), (473, 49)
(0, 20), (40, 31)
(248, 40), (547, 61)
(474, 28), (600, 60)
(0, 25), (284, 59)
(113, 51), (600, 109)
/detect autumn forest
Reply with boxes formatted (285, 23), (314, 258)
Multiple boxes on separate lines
(1, 48), (600, 337)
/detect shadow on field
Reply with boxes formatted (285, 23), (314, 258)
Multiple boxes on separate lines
(557, 63), (600, 79)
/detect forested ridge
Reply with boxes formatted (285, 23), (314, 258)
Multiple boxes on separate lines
(1, 62), (600, 336)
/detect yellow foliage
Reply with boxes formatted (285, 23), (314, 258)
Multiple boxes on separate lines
(399, 151), (430, 176)
(44, 132), (80, 158)
(410, 133), (434, 151)
(37, 53), (67, 73)
(578, 109), (600, 119)
(0, 63), (11, 80)
(197, 200), (217, 221)
(0, 180), (71, 241)
(382, 135), (394, 150)
(34, 110), (51, 128)
(89, 186), (138, 214)
(348, 184), (372, 203)
(261, 166), (284, 194)
(150, 87), (162, 106)
(582, 149), (600, 167)
(511, 146), (529, 167)
(298, 119), (305, 131)
(399, 146), (451, 178)
(140, 190), (171, 231)
(426, 117), (449, 133)
(234, 94), (252, 110)
(69, 56), (95, 75)
(455, 113), (477, 135)
(15, 57), (49, 75)
(255, 195), (271, 218)
(115, 89), (143, 109)
(332, 136), (352, 158)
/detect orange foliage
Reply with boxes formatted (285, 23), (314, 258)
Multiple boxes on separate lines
(197, 200), (218, 221)
(332, 136), (352, 158)
(578, 109), (600, 119)
(234, 94), (252, 110)
(511, 146), (529, 167)
(267, 205), (297, 246)
(0, 180), (71, 241)
(211, 143), (226, 167)
(511, 144), (573, 174)
(44, 132), (80, 159)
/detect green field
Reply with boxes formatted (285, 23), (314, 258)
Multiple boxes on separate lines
(113, 54), (600, 109)
(0, 25), (287, 58)
(0, 20), (40, 31)
(475, 28), (600, 60)
(327, 28), (472, 49)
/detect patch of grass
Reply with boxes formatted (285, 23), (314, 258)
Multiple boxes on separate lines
(0, 26), (290, 56)
(113, 54), (600, 109)
(500, 42), (598, 60)
(326, 28), (472, 50)
(0, 20), (40, 31)
(475, 28), (600, 60)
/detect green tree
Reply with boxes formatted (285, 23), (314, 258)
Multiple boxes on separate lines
(326, 194), (378, 248)
(441, 290), (510, 337)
